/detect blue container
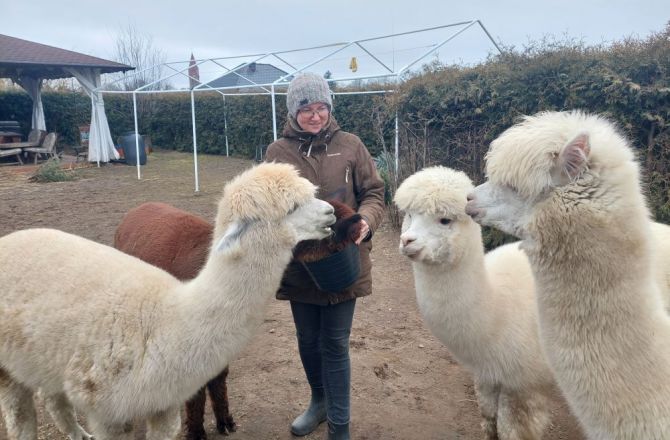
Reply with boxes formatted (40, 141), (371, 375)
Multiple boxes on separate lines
(121, 132), (147, 166)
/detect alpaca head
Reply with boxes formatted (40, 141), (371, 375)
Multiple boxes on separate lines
(213, 163), (336, 254)
(293, 199), (362, 263)
(395, 166), (478, 265)
(327, 199), (363, 246)
(465, 110), (640, 239)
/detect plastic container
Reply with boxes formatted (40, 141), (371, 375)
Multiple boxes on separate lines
(302, 243), (361, 292)
(78, 124), (90, 147)
(121, 132), (147, 166)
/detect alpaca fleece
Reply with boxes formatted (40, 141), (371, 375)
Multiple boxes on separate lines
(468, 111), (670, 439)
(0, 162), (335, 440)
(396, 166), (554, 439)
(114, 201), (236, 439)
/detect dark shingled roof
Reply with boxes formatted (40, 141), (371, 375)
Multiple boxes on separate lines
(0, 34), (133, 79)
(205, 62), (289, 89)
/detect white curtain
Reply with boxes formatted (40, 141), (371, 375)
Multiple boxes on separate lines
(14, 76), (46, 131)
(65, 67), (119, 163)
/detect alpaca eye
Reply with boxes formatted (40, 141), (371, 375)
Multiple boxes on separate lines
(439, 218), (451, 225)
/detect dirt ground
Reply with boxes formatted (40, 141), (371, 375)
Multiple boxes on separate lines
(0, 150), (584, 440)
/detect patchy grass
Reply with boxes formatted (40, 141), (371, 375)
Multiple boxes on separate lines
(29, 158), (79, 182)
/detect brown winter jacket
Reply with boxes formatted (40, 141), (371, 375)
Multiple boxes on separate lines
(264, 116), (385, 305)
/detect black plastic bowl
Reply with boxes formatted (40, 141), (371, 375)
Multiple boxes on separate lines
(302, 243), (361, 293)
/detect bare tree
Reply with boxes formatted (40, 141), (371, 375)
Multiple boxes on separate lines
(107, 23), (168, 91)
(0, 78), (20, 91)
(371, 96), (402, 228)
(43, 78), (77, 92)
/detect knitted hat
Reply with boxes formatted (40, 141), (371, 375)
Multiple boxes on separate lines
(286, 72), (333, 118)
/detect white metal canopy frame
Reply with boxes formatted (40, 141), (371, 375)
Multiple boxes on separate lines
(100, 21), (502, 191)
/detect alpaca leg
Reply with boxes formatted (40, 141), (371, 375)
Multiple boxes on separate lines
(184, 386), (208, 440)
(44, 393), (93, 439)
(207, 367), (237, 435)
(146, 406), (181, 440)
(475, 381), (500, 440)
(497, 391), (550, 440)
(522, 392), (551, 439)
(87, 416), (134, 440)
(0, 370), (37, 440)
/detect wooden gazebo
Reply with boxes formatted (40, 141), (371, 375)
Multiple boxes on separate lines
(0, 34), (134, 163)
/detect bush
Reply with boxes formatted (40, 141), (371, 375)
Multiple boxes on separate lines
(29, 158), (78, 183)
(2, 24), (668, 244)
(390, 24), (670, 248)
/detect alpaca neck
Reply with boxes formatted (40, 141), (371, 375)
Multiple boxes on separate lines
(532, 213), (660, 342)
(144, 222), (293, 406)
(413, 225), (494, 357)
(530, 176), (658, 335)
(527, 176), (670, 410)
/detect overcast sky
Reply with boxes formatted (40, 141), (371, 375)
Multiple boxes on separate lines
(3, 0), (668, 88)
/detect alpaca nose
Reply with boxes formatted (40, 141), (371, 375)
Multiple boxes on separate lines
(465, 193), (479, 218)
(401, 236), (415, 247)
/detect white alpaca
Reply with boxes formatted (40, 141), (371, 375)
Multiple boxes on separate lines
(466, 110), (670, 439)
(0, 163), (336, 440)
(395, 166), (554, 440)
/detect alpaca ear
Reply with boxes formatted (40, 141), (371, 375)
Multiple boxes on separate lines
(558, 132), (590, 180)
(215, 221), (249, 254)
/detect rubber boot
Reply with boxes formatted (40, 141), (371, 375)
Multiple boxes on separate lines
(291, 389), (327, 436)
(326, 421), (350, 440)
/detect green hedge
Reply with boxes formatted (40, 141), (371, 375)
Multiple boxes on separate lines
(0, 91), (389, 160)
(1, 25), (668, 238)
(392, 25), (670, 234)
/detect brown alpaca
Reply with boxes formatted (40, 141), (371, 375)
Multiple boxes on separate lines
(293, 199), (363, 263)
(114, 202), (235, 440)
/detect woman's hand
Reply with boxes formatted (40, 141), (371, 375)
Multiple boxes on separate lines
(355, 219), (370, 245)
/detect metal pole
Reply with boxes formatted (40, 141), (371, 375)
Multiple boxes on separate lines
(132, 92), (141, 180)
(223, 95), (230, 157)
(476, 20), (504, 54)
(397, 21), (478, 76)
(394, 110), (399, 184)
(190, 90), (200, 192)
(271, 84), (278, 141)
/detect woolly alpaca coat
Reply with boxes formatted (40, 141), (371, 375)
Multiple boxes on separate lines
(0, 163), (332, 438)
(475, 111), (670, 439)
(113, 201), (236, 438)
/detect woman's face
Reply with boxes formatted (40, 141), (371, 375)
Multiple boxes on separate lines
(295, 102), (330, 134)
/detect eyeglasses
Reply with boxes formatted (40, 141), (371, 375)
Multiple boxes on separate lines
(297, 105), (330, 118)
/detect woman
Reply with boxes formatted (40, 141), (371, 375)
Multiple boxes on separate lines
(265, 72), (385, 440)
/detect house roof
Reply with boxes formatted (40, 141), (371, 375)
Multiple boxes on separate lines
(0, 34), (133, 79)
(205, 62), (289, 89)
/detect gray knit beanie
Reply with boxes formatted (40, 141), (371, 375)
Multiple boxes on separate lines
(286, 72), (333, 118)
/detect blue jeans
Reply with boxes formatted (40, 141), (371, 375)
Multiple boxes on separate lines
(290, 299), (356, 425)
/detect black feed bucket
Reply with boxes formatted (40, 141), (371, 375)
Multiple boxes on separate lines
(302, 243), (361, 293)
(121, 132), (147, 166)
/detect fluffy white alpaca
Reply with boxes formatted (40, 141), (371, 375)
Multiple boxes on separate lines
(395, 166), (555, 440)
(466, 110), (670, 439)
(0, 163), (336, 440)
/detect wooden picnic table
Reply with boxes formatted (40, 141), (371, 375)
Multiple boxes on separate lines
(0, 131), (22, 143)
(0, 141), (40, 149)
